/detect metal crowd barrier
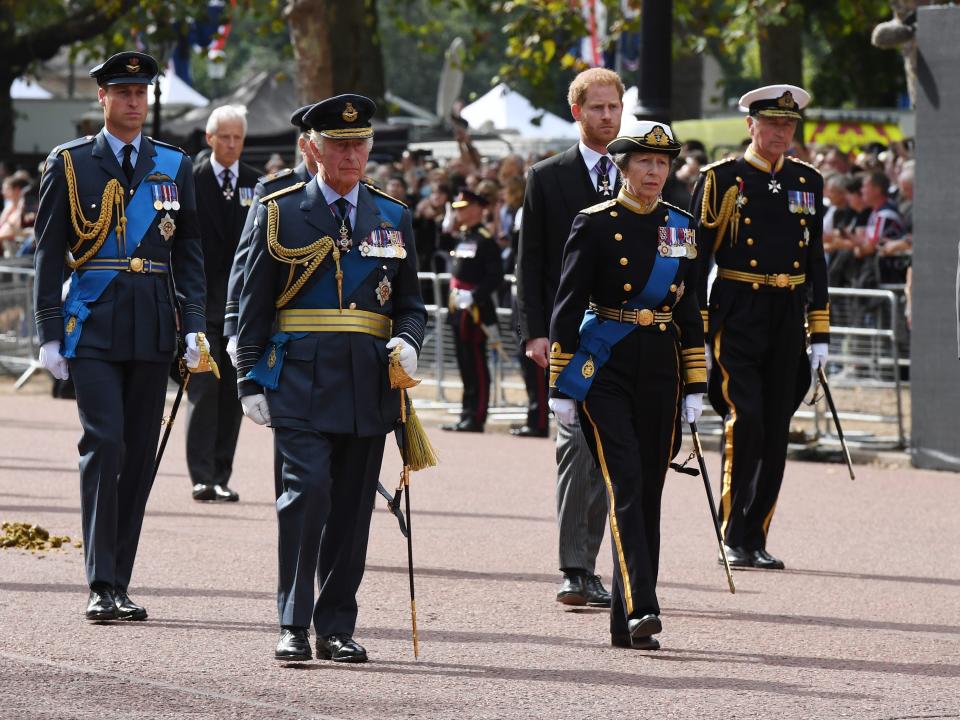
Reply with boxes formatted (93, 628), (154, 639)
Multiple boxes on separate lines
(0, 262), (41, 388)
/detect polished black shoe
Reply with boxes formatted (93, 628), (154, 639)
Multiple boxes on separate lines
(114, 588), (147, 621)
(275, 627), (312, 662)
(85, 585), (118, 621)
(192, 483), (217, 502)
(556, 573), (587, 606)
(317, 634), (368, 663)
(441, 419), (484, 433)
(509, 425), (549, 438)
(751, 549), (785, 570)
(718, 544), (752, 567)
(212, 484), (239, 502)
(611, 633), (660, 650)
(584, 575), (612, 608)
(628, 614), (662, 642)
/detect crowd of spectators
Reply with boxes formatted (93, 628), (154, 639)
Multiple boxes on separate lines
(0, 163), (39, 259)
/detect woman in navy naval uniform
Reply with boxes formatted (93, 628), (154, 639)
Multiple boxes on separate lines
(548, 121), (707, 651)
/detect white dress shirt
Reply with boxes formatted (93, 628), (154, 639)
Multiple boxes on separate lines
(578, 141), (617, 193)
(103, 129), (142, 169)
(210, 156), (240, 191)
(317, 176), (359, 228)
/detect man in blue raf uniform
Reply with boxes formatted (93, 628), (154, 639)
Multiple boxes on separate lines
(33, 51), (206, 621)
(224, 103), (318, 500)
(235, 94), (426, 663)
(442, 189), (504, 433)
(691, 84), (829, 571)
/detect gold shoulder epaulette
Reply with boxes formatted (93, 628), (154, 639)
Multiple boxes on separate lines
(147, 136), (186, 154)
(364, 182), (407, 208)
(261, 181), (306, 203)
(581, 198), (617, 214)
(259, 168), (293, 184)
(478, 226), (492, 239)
(659, 199), (694, 219)
(700, 157), (736, 173)
(787, 157), (823, 176)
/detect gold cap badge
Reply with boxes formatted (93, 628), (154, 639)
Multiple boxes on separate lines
(777, 91), (795, 108)
(643, 125), (670, 147)
(125, 58), (140, 73)
(342, 102), (358, 122)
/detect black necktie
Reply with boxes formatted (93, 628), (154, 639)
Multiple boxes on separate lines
(221, 168), (234, 201)
(335, 197), (352, 250)
(121, 144), (134, 184)
(596, 156), (612, 197)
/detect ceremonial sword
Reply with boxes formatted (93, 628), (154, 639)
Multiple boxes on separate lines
(817, 366), (856, 480)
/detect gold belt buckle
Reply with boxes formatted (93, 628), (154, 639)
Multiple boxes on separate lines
(129, 257), (144, 273)
(774, 273), (789, 288)
(636, 309), (654, 326)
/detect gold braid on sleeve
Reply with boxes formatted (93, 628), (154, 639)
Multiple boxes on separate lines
(265, 199), (343, 310)
(699, 169), (740, 252)
(62, 150), (126, 269)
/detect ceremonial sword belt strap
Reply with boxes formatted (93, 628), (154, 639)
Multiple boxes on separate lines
(589, 303), (672, 327)
(717, 268), (806, 288)
(277, 308), (392, 339)
(82, 257), (169, 274)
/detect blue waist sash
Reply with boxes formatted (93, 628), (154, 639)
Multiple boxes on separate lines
(556, 208), (689, 401)
(62, 145), (181, 357)
(246, 331), (307, 390)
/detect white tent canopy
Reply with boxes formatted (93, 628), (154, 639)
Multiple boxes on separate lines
(12, 78), (53, 99)
(460, 83), (578, 139)
(620, 86), (640, 132)
(148, 64), (209, 108)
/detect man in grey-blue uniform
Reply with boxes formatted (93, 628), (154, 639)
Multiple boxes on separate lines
(236, 94), (426, 664)
(33, 52), (206, 622)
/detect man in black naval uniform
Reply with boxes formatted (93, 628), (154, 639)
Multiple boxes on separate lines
(235, 94), (426, 663)
(442, 189), (504, 433)
(187, 105), (260, 503)
(691, 84), (830, 570)
(224, 103), (317, 500)
(33, 52), (206, 621)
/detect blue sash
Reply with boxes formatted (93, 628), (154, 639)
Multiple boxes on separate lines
(61, 145), (182, 357)
(556, 208), (689, 401)
(246, 192), (405, 388)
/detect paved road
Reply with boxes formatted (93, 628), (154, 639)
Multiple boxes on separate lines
(0, 387), (958, 720)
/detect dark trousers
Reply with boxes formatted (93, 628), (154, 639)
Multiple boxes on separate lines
(185, 327), (242, 487)
(274, 427), (384, 635)
(452, 315), (490, 426)
(709, 290), (807, 552)
(70, 357), (169, 589)
(519, 351), (549, 432)
(578, 331), (680, 636)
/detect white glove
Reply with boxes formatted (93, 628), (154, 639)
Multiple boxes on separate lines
(455, 289), (474, 310)
(683, 393), (703, 424)
(386, 336), (417, 376)
(240, 394), (271, 425)
(549, 397), (577, 425)
(39, 340), (69, 380)
(704, 342), (713, 375)
(226, 335), (238, 367)
(184, 332), (201, 368)
(809, 342), (829, 372)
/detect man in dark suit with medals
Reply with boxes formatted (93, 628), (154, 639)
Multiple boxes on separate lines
(235, 94), (426, 663)
(691, 84), (829, 570)
(187, 105), (260, 502)
(517, 68), (625, 608)
(442, 189), (504, 433)
(33, 52), (207, 621)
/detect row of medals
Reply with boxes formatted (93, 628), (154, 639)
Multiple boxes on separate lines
(152, 185), (180, 211)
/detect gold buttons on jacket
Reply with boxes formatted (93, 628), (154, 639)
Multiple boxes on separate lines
(736, 176), (742, 182)
(800, 176), (807, 184)
(664, 214), (670, 221)
(793, 261), (800, 269)
(749, 259), (758, 267)
(669, 284), (677, 292)
(799, 240), (805, 247)
(614, 233), (623, 241)
(620, 257), (628, 266)
(800, 219), (807, 226)
(662, 305), (670, 312)
(610, 210), (618, 217)
(349, 302), (357, 309)
(747, 238), (754, 246)
(658, 323), (667, 331)
(744, 217), (752, 225)
(752, 282), (760, 290)
(623, 283), (632, 292)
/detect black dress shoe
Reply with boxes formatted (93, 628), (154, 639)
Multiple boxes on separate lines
(628, 614), (662, 642)
(556, 573), (587, 606)
(192, 483), (217, 502)
(114, 588), (147, 621)
(718, 544), (752, 567)
(584, 575), (612, 607)
(212, 484), (239, 502)
(275, 627), (312, 661)
(316, 634), (368, 663)
(751, 549), (785, 570)
(86, 585), (118, 621)
(509, 425), (549, 438)
(441, 419), (484, 433)
(611, 633), (660, 650)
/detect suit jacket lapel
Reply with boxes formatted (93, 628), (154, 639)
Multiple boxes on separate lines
(300, 178), (340, 239)
(556, 145), (597, 213)
(91, 130), (127, 186)
(130, 135), (157, 191)
(352, 185), (382, 243)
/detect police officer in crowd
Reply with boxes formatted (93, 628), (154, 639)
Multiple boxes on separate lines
(691, 85), (829, 570)
(442, 189), (504, 433)
(224, 103), (319, 500)
(187, 105), (260, 503)
(235, 94), (426, 663)
(33, 52), (207, 621)
(549, 121), (706, 650)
